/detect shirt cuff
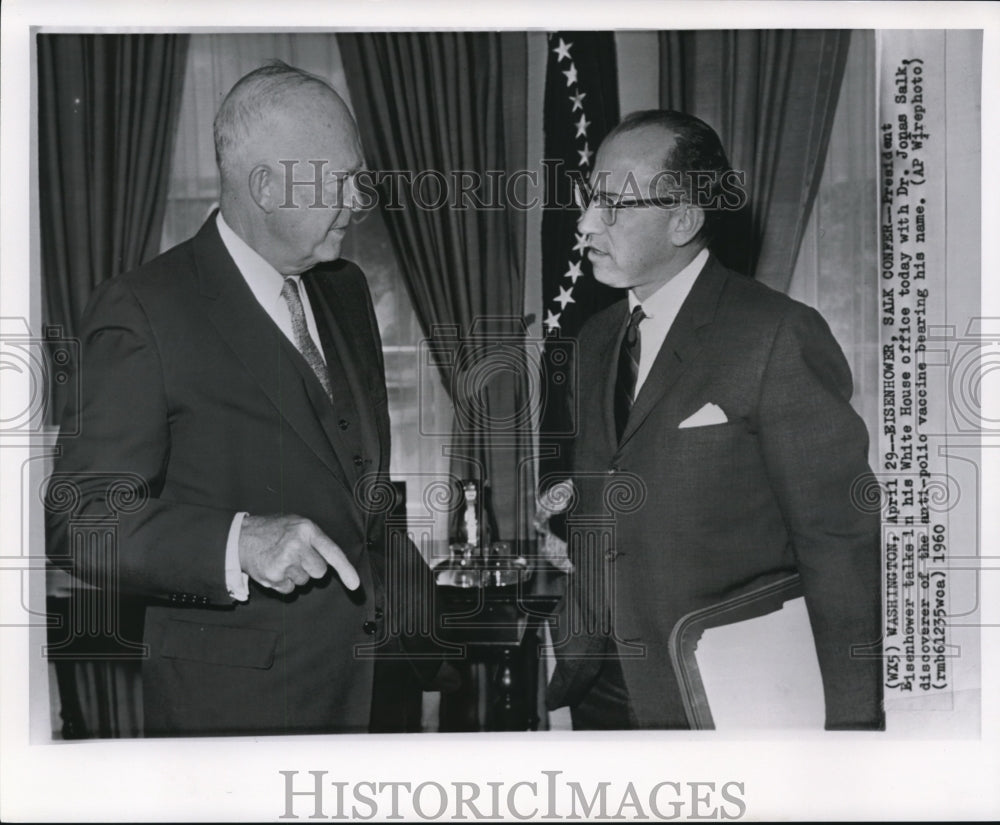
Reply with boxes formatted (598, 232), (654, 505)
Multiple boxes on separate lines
(225, 512), (250, 602)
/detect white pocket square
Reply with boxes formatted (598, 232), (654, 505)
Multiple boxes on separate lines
(678, 402), (728, 429)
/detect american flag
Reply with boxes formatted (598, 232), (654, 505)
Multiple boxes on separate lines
(539, 32), (621, 484)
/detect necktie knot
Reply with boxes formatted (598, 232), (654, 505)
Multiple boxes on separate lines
(624, 305), (646, 349)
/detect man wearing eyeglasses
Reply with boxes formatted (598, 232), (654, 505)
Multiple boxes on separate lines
(47, 61), (445, 736)
(545, 110), (883, 731)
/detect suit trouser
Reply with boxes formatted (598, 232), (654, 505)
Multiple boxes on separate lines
(569, 655), (639, 730)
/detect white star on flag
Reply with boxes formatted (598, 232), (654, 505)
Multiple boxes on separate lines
(577, 142), (593, 167)
(572, 233), (589, 255)
(564, 260), (583, 283)
(575, 113), (591, 139)
(552, 38), (573, 63)
(554, 285), (576, 310)
(569, 90), (587, 112)
(544, 309), (562, 332)
(562, 63), (578, 87)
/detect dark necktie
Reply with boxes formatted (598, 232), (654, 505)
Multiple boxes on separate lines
(280, 277), (333, 402)
(614, 305), (646, 442)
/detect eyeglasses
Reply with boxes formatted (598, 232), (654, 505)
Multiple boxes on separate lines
(572, 179), (682, 226)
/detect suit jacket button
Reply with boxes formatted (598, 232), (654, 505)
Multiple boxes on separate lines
(353, 455), (364, 467)
(339, 419), (350, 430)
(362, 620), (377, 635)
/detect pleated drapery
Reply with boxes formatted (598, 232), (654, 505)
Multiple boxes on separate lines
(38, 33), (189, 418)
(339, 33), (533, 541)
(659, 30), (851, 290)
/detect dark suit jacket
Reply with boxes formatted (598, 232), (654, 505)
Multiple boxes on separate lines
(546, 255), (884, 730)
(47, 216), (429, 736)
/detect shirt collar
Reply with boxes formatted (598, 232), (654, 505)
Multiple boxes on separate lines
(628, 247), (710, 316)
(216, 212), (294, 302)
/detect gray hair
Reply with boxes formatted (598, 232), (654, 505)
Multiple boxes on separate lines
(213, 60), (336, 179)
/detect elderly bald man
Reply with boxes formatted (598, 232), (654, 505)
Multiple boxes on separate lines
(47, 61), (439, 736)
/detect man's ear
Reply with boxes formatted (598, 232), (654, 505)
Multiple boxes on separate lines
(670, 203), (706, 247)
(248, 164), (275, 213)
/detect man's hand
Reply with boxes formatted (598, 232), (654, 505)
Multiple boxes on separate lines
(533, 479), (574, 526)
(238, 514), (360, 595)
(540, 531), (574, 573)
(533, 480), (575, 573)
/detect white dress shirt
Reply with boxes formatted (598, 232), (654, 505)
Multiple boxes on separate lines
(215, 212), (327, 601)
(215, 212), (326, 364)
(628, 247), (709, 396)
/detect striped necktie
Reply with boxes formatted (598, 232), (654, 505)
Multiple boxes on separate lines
(280, 277), (333, 402)
(614, 305), (646, 442)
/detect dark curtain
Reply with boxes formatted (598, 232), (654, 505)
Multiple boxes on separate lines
(660, 30), (851, 290)
(38, 33), (189, 739)
(38, 33), (189, 418)
(339, 33), (532, 541)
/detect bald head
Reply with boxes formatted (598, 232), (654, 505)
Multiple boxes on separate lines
(213, 61), (365, 275)
(214, 61), (356, 189)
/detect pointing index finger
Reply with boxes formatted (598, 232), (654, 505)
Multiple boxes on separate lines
(309, 528), (360, 591)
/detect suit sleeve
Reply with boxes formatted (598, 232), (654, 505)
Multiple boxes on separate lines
(756, 304), (884, 730)
(46, 278), (236, 605)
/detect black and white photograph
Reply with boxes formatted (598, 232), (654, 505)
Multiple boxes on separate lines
(1, 0), (997, 820)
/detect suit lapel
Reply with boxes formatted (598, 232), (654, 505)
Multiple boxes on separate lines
(191, 218), (353, 494)
(304, 269), (384, 480)
(618, 257), (729, 448)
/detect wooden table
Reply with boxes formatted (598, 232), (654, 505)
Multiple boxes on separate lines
(433, 552), (562, 732)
